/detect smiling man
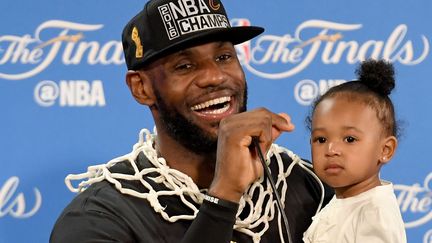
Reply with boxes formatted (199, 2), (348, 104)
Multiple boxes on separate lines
(50, 0), (332, 242)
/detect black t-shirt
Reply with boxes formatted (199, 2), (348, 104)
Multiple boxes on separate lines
(50, 152), (333, 243)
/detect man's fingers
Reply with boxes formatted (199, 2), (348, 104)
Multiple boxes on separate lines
(271, 112), (295, 140)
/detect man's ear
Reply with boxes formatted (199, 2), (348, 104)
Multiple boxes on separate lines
(126, 70), (155, 106)
(379, 136), (398, 165)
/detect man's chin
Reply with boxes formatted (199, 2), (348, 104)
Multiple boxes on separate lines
(154, 85), (247, 156)
(182, 134), (217, 155)
(162, 117), (218, 155)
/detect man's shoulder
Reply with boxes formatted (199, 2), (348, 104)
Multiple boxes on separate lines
(51, 179), (163, 242)
(64, 180), (135, 212)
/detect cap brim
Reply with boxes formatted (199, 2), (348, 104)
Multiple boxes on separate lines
(133, 26), (264, 69)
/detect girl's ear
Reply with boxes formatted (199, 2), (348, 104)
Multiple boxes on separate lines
(379, 136), (398, 164)
(125, 70), (156, 106)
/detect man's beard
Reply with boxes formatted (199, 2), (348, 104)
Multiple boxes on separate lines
(154, 85), (247, 155)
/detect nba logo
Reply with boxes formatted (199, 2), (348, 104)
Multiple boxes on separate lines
(231, 18), (252, 63)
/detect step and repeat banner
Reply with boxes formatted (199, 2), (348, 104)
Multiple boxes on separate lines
(1, 0), (431, 242)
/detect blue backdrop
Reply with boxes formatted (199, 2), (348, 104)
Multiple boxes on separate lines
(1, 0), (431, 242)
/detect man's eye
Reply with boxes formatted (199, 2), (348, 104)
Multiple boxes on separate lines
(216, 54), (231, 62)
(175, 63), (192, 70)
(344, 136), (356, 143)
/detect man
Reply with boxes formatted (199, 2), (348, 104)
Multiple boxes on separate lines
(50, 0), (332, 242)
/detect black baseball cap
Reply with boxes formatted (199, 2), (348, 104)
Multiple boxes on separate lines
(122, 0), (264, 70)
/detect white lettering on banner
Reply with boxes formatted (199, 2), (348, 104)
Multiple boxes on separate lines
(34, 80), (106, 107)
(394, 172), (432, 228)
(294, 79), (345, 106)
(0, 20), (124, 80)
(0, 176), (41, 218)
(424, 229), (432, 243)
(1, 19), (429, 81)
(232, 20), (429, 79)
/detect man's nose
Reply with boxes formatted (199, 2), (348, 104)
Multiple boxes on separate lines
(194, 61), (226, 88)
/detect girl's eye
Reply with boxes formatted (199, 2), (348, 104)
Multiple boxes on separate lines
(344, 136), (356, 143)
(313, 137), (327, 143)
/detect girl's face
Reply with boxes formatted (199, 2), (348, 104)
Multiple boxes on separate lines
(311, 95), (394, 198)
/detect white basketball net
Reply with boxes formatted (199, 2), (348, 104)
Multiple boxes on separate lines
(66, 128), (324, 243)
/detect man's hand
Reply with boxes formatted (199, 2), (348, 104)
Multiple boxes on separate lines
(208, 108), (295, 203)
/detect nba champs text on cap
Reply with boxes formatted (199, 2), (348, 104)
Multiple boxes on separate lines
(159, 0), (229, 40)
(122, 0), (264, 70)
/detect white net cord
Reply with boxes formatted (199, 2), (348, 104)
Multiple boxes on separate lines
(65, 128), (324, 243)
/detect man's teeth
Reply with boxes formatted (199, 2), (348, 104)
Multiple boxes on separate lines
(191, 96), (231, 114)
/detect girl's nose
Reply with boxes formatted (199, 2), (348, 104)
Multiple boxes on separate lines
(326, 142), (341, 156)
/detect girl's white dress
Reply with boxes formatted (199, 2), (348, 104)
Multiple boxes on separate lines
(303, 182), (406, 243)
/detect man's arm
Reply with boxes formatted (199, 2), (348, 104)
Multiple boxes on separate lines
(183, 109), (294, 242)
(181, 198), (239, 243)
(209, 108), (294, 203)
